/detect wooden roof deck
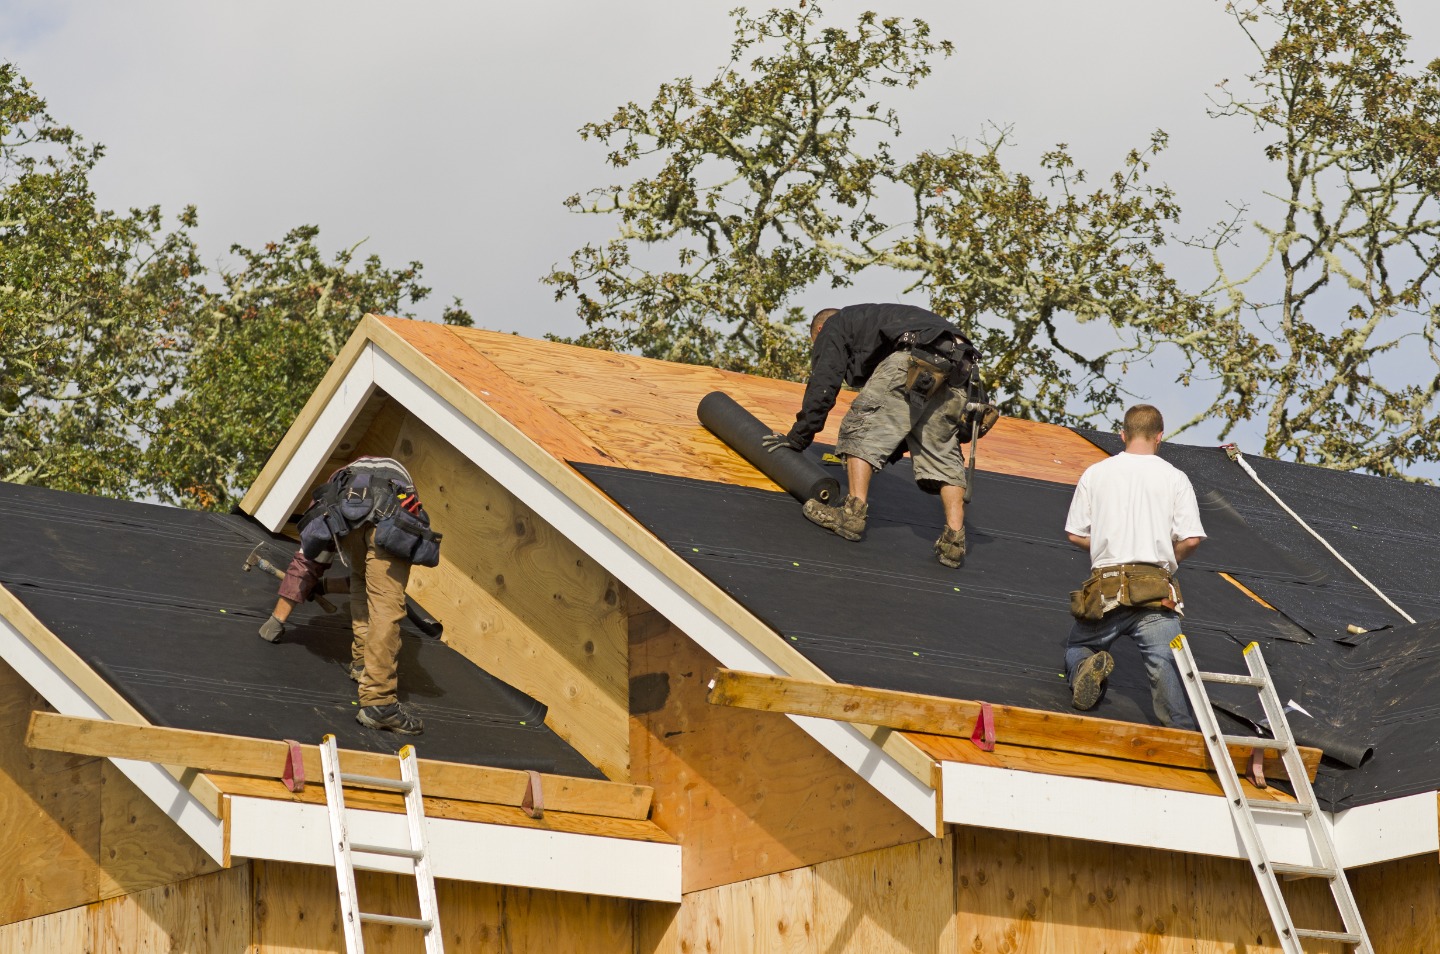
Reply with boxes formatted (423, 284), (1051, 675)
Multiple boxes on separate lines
(380, 318), (1107, 490)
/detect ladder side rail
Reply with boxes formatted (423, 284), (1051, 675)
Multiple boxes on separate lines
(399, 745), (445, 954)
(1244, 647), (1375, 954)
(1173, 638), (1307, 954)
(321, 736), (368, 954)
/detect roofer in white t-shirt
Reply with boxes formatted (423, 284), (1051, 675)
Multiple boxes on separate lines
(1063, 405), (1206, 730)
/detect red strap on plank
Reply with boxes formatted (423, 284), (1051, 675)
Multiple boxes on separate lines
(522, 770), (544, 819)
(1249, 747), (1268, 789)
(971, 702), (996, 752)
(282, 740), (305, 792)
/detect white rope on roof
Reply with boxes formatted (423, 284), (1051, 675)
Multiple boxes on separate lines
(1223, 444), (1416, 625)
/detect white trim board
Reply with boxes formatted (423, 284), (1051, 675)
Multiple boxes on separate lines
(0, 610), (227, 865)
(250, 341), (937, 832)
(939, 760), (1438, 868)
(227, 796), (681, 902)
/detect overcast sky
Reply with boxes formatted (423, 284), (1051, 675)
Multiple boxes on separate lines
(5, 0), (1439, 443)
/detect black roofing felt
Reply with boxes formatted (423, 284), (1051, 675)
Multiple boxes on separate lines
(0, 481), (601, 778)
(577, 439), (1440, 811)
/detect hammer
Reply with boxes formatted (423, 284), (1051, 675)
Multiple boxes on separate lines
(244, 544), (337, 613)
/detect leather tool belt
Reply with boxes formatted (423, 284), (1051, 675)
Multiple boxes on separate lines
(1069, 563), (1183, 622)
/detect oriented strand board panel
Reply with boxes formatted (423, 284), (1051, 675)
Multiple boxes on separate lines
(387, 411), (631, 779)
(628, 603), (928, 892)
(379, 318), (1106, 488)
(254, 860), (634, 953)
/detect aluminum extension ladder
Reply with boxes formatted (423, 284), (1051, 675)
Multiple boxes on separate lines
(319, 735), (444, 954)
(1171, 636), (1372, 954)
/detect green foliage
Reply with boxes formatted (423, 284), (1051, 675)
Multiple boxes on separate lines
(1191, 0), (1440, 476)
(0, 63), (201, 496)
(858, 130), (1209, 423)
(544, 5), (950, 381)
(548, 5), (1206, 427)
(148, 228), (470, 511)
(0, 61), (470, 509)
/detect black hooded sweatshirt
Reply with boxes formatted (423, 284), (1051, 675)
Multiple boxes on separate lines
(785, 303), (970, 449)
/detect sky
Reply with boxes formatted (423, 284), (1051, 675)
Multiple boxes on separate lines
(4, 0), (1440, 446)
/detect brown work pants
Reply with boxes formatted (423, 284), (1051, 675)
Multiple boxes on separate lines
(343, 526), (411, 707)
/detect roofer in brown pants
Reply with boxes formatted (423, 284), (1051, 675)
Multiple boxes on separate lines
(258, 456), (442, 736)
(763, 303), (997, 567)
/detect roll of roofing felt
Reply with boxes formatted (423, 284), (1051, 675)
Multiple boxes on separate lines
(698, 390), (842, 504)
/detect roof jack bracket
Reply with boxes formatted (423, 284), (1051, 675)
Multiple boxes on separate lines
(970, 702), (996, 752)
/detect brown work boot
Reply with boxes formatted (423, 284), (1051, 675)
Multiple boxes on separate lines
(803, 495), (868, 541)
(1071, 651), (1114, 711)
(934, 526), (966, 568)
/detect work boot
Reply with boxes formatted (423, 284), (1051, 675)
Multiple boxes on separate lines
(1071, 651), (1115, 711)
(934, 526), (966, 568)
(357, 703), (424, 735)
(347, 661), (364, 683)
(258, 615), (286, 643)
(803, 495), (868, 541)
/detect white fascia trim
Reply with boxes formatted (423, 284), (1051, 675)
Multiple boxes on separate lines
(940, 760), (1437, 869)
(227, 795), (681, 902)
(251, 344), (935, 831)
(253, 347), (378, 530)
(0, 612), (226, 864)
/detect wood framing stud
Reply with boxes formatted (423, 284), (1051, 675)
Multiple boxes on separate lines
(707, 668), (1322, 781)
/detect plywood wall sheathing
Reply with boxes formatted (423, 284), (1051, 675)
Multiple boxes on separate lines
(385, 411), (632, 779)
(628, 600), (929, 892)
(0, 660), (219, 927)
(253, 860), (635, 953)
(0, 865), (252, 954)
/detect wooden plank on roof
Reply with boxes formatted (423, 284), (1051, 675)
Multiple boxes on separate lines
(707, 668), (1322, 781)
(912, 729), (1302, 803)
(26, 712), (653, 821)
(209, 774), (674, 843)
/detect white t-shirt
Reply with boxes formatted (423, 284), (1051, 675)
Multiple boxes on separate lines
(1065, 452), (1206, 574)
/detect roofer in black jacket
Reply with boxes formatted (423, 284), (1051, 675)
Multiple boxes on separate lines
(762, 303), (997, 567)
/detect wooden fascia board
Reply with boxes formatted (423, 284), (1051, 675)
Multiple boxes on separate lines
(708, 668), (1322, 781)
(239, 315), (378, 517)
(939, 760), (1439, 869)
(248, 318), (937, 832)
(226, 794), (682, 901)
(0, 585), (227, 863)
(27, 712), (653, 821)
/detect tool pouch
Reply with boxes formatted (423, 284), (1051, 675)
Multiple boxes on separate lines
(1069, 564), (1183, 622)
(374, 506), (443, 568)
(904, 352), (952, 400)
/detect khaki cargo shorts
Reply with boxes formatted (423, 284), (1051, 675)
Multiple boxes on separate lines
(835, 350), (968, 491)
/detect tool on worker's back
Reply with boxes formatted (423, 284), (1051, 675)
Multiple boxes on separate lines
(244, 544), (337, 613)
(960, 364), (999, 504)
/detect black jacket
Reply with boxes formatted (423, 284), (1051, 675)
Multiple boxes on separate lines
(785, 303), (968, 449)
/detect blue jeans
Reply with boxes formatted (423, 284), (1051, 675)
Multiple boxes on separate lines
(1065, 607), (1197, 731)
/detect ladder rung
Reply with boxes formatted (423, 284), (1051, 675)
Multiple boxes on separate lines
(1294, 927), (1363, 943)
(1245, 798), (1314, 815)
(1270, 861), (1338, 879)
(352, 860), (414, 875)
(1220, 734), (1286, 751)
(1198, 671), (1266, 687)
(350, 841), (423, 860)
(359, 912), (434, 930)
(341, 772), (414, 793)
